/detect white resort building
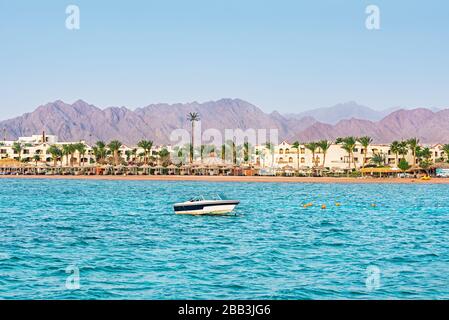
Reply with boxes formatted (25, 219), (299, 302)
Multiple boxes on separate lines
(0, 133), (95, 164)
(0, 133), (170, 166)
(254, 141), (446, 172)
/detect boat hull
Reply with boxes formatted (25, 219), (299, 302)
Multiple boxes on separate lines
(174, 200), (239, 215)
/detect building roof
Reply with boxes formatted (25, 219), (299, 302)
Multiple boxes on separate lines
(430, 162), (449, 169)
(360, 167), (400, 173)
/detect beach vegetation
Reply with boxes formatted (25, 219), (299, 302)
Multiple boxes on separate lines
(337, 137), (357, 171)
(187, 112), (200, 164)
(125, 150), (132, 162)
(48, 145), (62, 167)
(158, 148), (171, 167)
(243, 142), (251, 163)
(137, 140), (153, 165)
(62, 144), (72, 166)
(419, 159), (432, 176)
(317, 140), (332, 168)
(223, 140), (238, 165)
(75, 143), (86, 166)
(12, 142), (22, 161)
(371, 152), (386, 167)
(292, 141), (301, 173)
(93, 141), (107, 163)
(407, 138), (420, 166)
(389, 141), (400, 166)
(357, 136), (373, 170)
(398, 141), (409, 159)
(33, 154), (40, 166)
(398, 158), (411, 172)
(443, 144), (449, 162)
(305, 142), (319, 168)
(67, 144), (77, 166)
(108, 140), (122, 166)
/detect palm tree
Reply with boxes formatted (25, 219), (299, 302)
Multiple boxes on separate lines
(417, 146), (432, 162)
(125, 150), (132, 162)
(371, 153), (386, 167)
(398, 158), (411, 172)
(62, 144), (72, 166)
(95, 141), (107, 162)
(243, 142), (251, 163)
(187, 112), (200, 163)
(317, 140), (331, 167)
(225, 140), (237, 165)
(443, 144), (449, 162)
(197, 145), (206, 162)
(75, 143), (86, 166)
(398, 141), (409, 160)
(337, 137), (357, 170)
(48, 145), (61, 167)
(137, 140), (153, 164)
(33, 154), (40, 166)
(292, 141), (301, 172)
(173, 144), (189, 164)
(67, 144), (77, 166)
(108, 140), (122, 166)
(357, 136), (373, 169)
(12, 142), (22, 161)
(220, 144), (226, 162)
(390, 141), (401, 166)
(304, 142), (319, 167)
(417, 147), (432, 175)
(407, 138), (420, 166)
(158, 148), (171, 167)
(138, 152), (145, 163)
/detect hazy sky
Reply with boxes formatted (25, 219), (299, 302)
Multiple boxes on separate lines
(1, 0), (448, 119)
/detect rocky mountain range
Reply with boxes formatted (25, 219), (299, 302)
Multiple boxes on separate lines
(284, 101), (400, 124)
(0, 99), (448, 145)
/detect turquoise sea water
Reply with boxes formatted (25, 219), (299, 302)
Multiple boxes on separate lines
(1, 178), (449, 299)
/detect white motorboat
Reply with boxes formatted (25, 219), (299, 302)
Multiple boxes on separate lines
(173, 195), (240, 215)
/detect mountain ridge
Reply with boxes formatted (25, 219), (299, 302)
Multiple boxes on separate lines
(1, 99), (448, 145)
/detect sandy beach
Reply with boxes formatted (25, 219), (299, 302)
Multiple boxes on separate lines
(1, 175), (449, 184)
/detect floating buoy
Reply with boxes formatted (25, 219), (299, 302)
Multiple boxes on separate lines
(321, 204), (327, 210)
(335, 202), (341, 207)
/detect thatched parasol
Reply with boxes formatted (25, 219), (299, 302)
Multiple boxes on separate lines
(0, 158), (24, 168)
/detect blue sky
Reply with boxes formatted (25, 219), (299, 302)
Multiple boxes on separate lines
(1, 0), (448, 119)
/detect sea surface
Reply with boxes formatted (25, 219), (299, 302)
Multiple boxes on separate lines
(1, 178), (449, 299)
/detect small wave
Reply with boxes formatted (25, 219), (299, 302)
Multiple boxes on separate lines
(0, 252), (11, 260)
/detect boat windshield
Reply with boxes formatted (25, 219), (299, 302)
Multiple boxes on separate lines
(189, 196), (205, 202)
(188, 194), (225, 202)
(212, 194), (224, 200)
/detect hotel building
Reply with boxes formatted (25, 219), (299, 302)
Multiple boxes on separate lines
(0, 133), (171, 166)
(254, 141), (446, 171)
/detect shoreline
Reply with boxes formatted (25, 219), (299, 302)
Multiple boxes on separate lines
(1, 175), (449, 184)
